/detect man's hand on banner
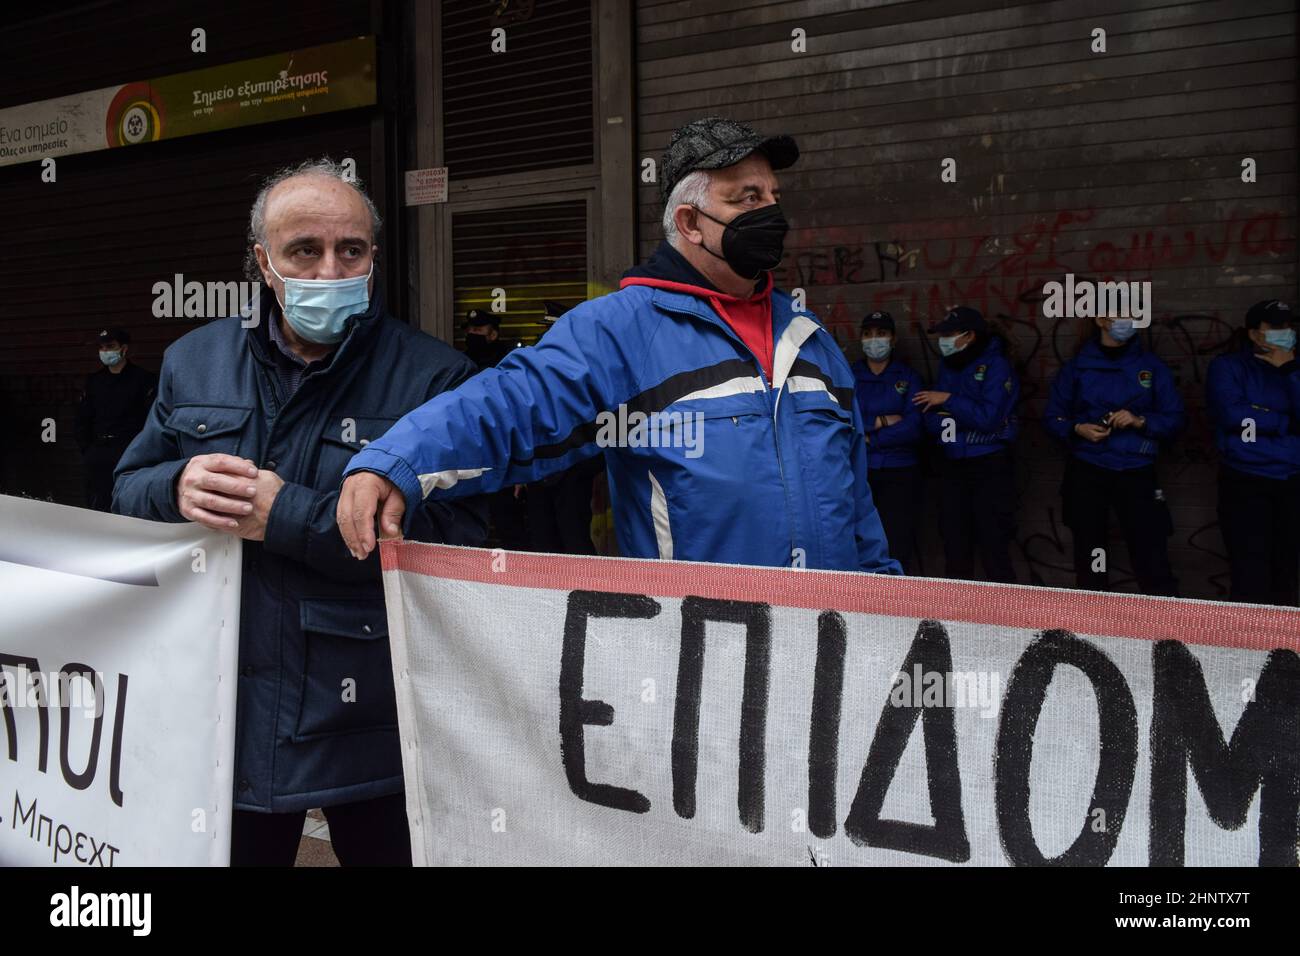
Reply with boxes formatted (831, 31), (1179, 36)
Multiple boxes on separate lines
(337, 471), (406, 560)
(177, 453), (260, 531)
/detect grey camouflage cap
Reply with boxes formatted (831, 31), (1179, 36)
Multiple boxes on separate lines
(660, 117), (799, 203)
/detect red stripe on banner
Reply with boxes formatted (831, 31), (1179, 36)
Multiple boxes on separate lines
(380, 542), (1300, 652)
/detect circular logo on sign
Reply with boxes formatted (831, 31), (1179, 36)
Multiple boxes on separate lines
(105, 82), (164, 147)
(120, 105), (155, 143)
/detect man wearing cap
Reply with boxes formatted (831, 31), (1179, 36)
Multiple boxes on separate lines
(336, 117), (900, 575)
(463, 308), (515, 371)
(1206, 298), (1300, 605)
(915, 306), (1021, 583)
(74, 328), (157, 511)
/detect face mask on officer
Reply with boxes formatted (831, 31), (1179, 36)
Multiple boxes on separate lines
(692, 203), (789, 279)
(465, 331), (493, 362)
(938, 334), (967, 357)
(1262, 328), (1297, 351)
(99, 349), (122, 367)
(1107, 318), (1137, 344)
(266, 254), (372, 345)
(862, 336), (892, 360)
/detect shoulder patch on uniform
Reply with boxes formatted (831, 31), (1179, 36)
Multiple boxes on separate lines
(894, 379), (909, 395)
(973, 364), (987, 381)
(1138, 369), (1153, 388)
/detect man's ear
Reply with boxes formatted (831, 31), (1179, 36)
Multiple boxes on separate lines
(253, 243), (273, 285)
(673, 204), (704, 246)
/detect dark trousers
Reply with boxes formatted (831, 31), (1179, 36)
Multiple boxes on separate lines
(938, 451), (1017, 583)
(1218, 466), (1300, 606)
(82, 439), (132, 512)
(230, 791), (412, 867)
(868, 464), (922, 572)
(527, 461), (599, 555)
(1062, 458), (1178, 597)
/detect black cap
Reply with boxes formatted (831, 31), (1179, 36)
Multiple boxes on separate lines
(463, 309), (501, 329)
(1245, 299), (1293, 329)
(860, 310), (895, 334)
(97, 327), (130, 345)
(540, 300), (567, 326)
(929, 306), (987, 336)
(660, 117), (799, 204)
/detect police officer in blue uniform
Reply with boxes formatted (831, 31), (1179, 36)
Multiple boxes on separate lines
(916, 306), (1020, 583)
(1045, 314), (1185, 596)
(853, 310), (925, 571)
(1206, 299), (1300, 606)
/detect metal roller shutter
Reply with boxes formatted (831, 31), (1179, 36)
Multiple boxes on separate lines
(441, 0), (596, 178)
(635, 0), (1297, 598)
(451, 199), (589, 348)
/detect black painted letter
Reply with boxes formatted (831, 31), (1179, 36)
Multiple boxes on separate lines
(844, 619), (970, 862)
(1149, 642), (1300, 867)
(995, 629), (1136, 866)
(808, 610), (846, 839)
(672, 596), (772, 832)
(558, 590), (659, 813)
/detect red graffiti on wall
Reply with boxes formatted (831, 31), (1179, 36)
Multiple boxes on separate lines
(780, 206), (1295, 339)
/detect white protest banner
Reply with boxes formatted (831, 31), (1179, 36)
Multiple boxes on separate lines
(0, 495), (240, 866)
(381, 541), (1300, 867)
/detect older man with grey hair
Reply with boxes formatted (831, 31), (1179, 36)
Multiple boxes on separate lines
(113, 157), (487, 866)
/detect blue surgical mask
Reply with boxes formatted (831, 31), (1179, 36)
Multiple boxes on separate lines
(98, 350), (122, 367)
(266, 256), (373, 345)
(1263, 328), (1297, 351)
(1108, 318), (1137, 343)
(938, 335), (964, 357)
(862, 337), (892, 360)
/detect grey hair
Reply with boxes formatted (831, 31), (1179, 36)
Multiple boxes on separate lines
(662, 169), (714, 246)
(243, 157), (383, 281)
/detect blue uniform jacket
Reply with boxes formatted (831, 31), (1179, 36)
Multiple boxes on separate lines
(1205, 346), (1300, 479)
(923, 336), (1020, 459)
(852, 357), (925, 470)
(1044, 338), (1185, 470)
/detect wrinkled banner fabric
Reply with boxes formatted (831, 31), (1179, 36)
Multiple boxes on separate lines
(381, 541), (1299, 867)
(0, 495), (240, 866)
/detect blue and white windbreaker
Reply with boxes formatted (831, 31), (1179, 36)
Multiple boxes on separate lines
(344, 282), (902, 574)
